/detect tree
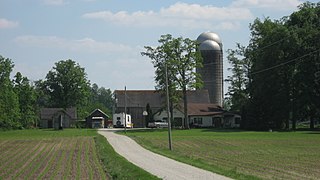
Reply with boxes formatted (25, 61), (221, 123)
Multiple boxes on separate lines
(227, 2), (320, 130)
(85, 83), (113, 117)
(225, 44), (251, 113)
(42, 59), (91, 110)
(0, 56), (21, 129)
(13, 72), (38, 128)
(145, 103), (153, 126)
(142, 34), (203, 129)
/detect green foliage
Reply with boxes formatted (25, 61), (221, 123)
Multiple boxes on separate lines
(42, 59), (91, 109)
(0, 56), (21, 129)
(142, 34), (203, 128)
(13, 72), (38, 128)
(227, 2), (320, 130)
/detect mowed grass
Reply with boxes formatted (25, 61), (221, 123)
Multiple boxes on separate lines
(124, 129), (320, 180)
(0, 129), (158, 180)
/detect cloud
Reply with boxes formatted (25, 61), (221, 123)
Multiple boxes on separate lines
(43, 0), (67, 6)
(14, 35), (134, 54)
(82, 2), (253, 30)
(0, 18), (19, 29)
(231, 0), (303, 10)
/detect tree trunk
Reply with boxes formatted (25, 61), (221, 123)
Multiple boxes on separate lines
(183, 86), (189, 129)
(170, 100), (174, 128)
(310, 116), (315, 129)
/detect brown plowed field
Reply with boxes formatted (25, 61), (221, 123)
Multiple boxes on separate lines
(0, 130), (108, 180)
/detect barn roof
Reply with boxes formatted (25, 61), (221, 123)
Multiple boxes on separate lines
(114, 90), (210, 108)
(86, 109), (109, 119)
(40, 108), (77, 120)
(186, 103), (223, 116)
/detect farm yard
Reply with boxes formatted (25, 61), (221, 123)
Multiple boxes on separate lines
(0, 129), (107, 179)
(124, 129), (320, 180)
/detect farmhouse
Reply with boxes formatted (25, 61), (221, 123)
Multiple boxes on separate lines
(40, 108), (77, 129)
(114, 90), (240, 128)
(153, 103), (240, 128)
(85, 109), (109, 128)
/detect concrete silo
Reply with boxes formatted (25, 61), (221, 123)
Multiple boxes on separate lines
(197, 32), (223, 106)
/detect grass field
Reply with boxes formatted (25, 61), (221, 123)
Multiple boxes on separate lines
(0, 129), (158, 180)
(124, 129), (320, 180)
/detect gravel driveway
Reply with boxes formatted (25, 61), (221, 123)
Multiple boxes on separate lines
(98, 129), (232, 180)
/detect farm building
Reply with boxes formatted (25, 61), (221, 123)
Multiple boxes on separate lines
(40, 108), (77, 129)
(85, 109), (110, 128)
(114, 90), (240, 128)
(114, 90), (210, 127)
(153, 103), (241, 128)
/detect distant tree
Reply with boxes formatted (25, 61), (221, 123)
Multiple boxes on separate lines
(142, 34), (203, 129)
(42, 59), (91, 111)
(0, 56), (21, 129)
(85, 83), (113, 117)
(225, 44), (251, 113)
(13, 72), (38, 128)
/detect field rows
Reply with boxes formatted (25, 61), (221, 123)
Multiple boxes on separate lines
(129, 130), (320, 180)
(0, 137), (107, 179)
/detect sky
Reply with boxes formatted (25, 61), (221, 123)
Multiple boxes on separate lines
(0, 0), (316, 92)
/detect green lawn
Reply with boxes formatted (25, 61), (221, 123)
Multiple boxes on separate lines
(123, 129), (320, 180)
(0, 129), (158, 180)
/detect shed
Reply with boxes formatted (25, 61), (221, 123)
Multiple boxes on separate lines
(86, 109), (109, 128)
(40, 108), (77, 129)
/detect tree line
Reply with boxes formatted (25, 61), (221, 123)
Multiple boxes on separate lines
(226, 2), (320, 130)
(0, 57), (113, 130)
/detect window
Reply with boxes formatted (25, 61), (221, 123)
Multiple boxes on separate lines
(194, 117), (202, 124)
(235, 117), (241, 124)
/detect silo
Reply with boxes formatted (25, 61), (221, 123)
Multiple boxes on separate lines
(197, 32), (223, 106)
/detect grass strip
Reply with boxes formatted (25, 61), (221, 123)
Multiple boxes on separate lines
(95, 134), (160, 180)
(124, 130), (258, 180)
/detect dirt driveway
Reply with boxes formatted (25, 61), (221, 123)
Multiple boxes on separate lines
(98, 129), (232, 180)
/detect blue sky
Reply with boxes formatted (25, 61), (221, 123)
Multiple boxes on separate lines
(0, 0), (315, 92)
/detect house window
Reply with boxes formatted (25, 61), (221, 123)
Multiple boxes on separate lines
(194, 117), (203, 124)
(235, 117), (241, 124)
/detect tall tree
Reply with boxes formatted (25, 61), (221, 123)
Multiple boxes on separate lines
(225, 44), (251, 113)
(227, 2), (320, 130)
(13, 72), (38, 128)
(142, 34), (202, 129)
(42, 59), (91, 111)
(0, 56), (21, 129)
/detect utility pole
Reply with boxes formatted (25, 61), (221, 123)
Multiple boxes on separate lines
(124, 86), (127, 134)
(165, 63), (173, 150)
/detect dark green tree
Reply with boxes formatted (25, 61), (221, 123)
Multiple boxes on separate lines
(227, 2), (320, 130)
(13, 72), (38, 128)
(225, 44), (251, 113)
(42, 59), (91, 118)
(0, 56), (21, 129)
(142, 34), (203, 129)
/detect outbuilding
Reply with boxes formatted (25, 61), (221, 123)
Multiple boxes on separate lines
(85, 109), (109, 128)
(40, 108), (77, 129)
